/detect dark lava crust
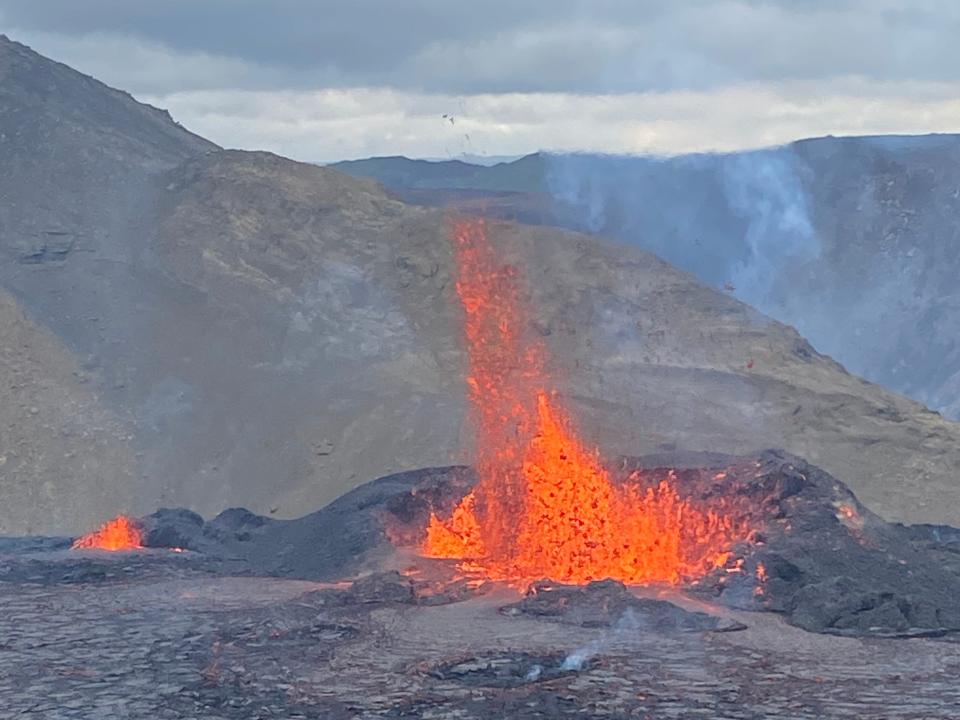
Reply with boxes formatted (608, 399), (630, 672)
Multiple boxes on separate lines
(12, 449), (960, 637)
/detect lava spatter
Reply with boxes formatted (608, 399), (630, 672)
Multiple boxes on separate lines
(72, 515), (144, 551)
(421, 218), (751, 585)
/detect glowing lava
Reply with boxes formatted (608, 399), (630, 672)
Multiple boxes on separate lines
(421, 218), (751, 585)
(72, 515), (144, 551)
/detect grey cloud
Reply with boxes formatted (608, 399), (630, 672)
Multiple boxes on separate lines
(3, 0), (960, 95)
(139, 81), (960, 162)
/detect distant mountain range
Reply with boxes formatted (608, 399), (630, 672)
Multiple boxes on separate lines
(3, 32), (960, 534)
(332, 137), (960, 421)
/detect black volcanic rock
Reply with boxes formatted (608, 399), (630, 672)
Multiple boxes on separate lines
(134, 451), (960, 637)
(141, 465), (476, 579)
(500, 579), (746, 632)
(203, 507), (277, 544)
(140, 508), (205, 551)
(647, 450), (960, 637)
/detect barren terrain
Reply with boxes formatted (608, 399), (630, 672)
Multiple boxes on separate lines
(2, 549), (958, 719)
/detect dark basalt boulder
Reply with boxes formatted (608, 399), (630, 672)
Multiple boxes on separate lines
(140, 508), (205, 550)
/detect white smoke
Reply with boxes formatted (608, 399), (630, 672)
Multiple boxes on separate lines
(560, 607), (641, 671)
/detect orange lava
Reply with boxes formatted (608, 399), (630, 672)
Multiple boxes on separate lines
(72, 515), (144, 551)
(421, 218), (751, 585)
(754, 562), (768, 596)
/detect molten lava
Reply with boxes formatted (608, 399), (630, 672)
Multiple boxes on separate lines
(72, 515), (144, 551)
(421, 218), (751, 585)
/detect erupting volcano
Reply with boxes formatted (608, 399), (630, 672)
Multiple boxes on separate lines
(72, 515), (144, 551)
(420, 219), (752, 585)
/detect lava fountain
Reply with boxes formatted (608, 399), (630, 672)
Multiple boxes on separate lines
(420, 218), (752, 585)
(72, 515), (144, 551)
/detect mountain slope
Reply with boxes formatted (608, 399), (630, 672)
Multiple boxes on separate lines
(0, 34), (215, 533)
(0, 33), (215, 241)
(0, 289), (137, 533)
(332, 153), (546, 193)
(2, 35), (960, 534)
(89, 148), (960, 528)
(334, 139), (960, 422)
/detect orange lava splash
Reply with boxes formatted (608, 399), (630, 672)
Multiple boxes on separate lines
(72, 515), (144, 551)
(421, 218), (750, 585)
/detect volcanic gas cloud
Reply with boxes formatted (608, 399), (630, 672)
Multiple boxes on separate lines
(421, 218), (751, 585)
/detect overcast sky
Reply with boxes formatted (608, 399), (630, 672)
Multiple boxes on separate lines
(3, 0), (960, 161)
